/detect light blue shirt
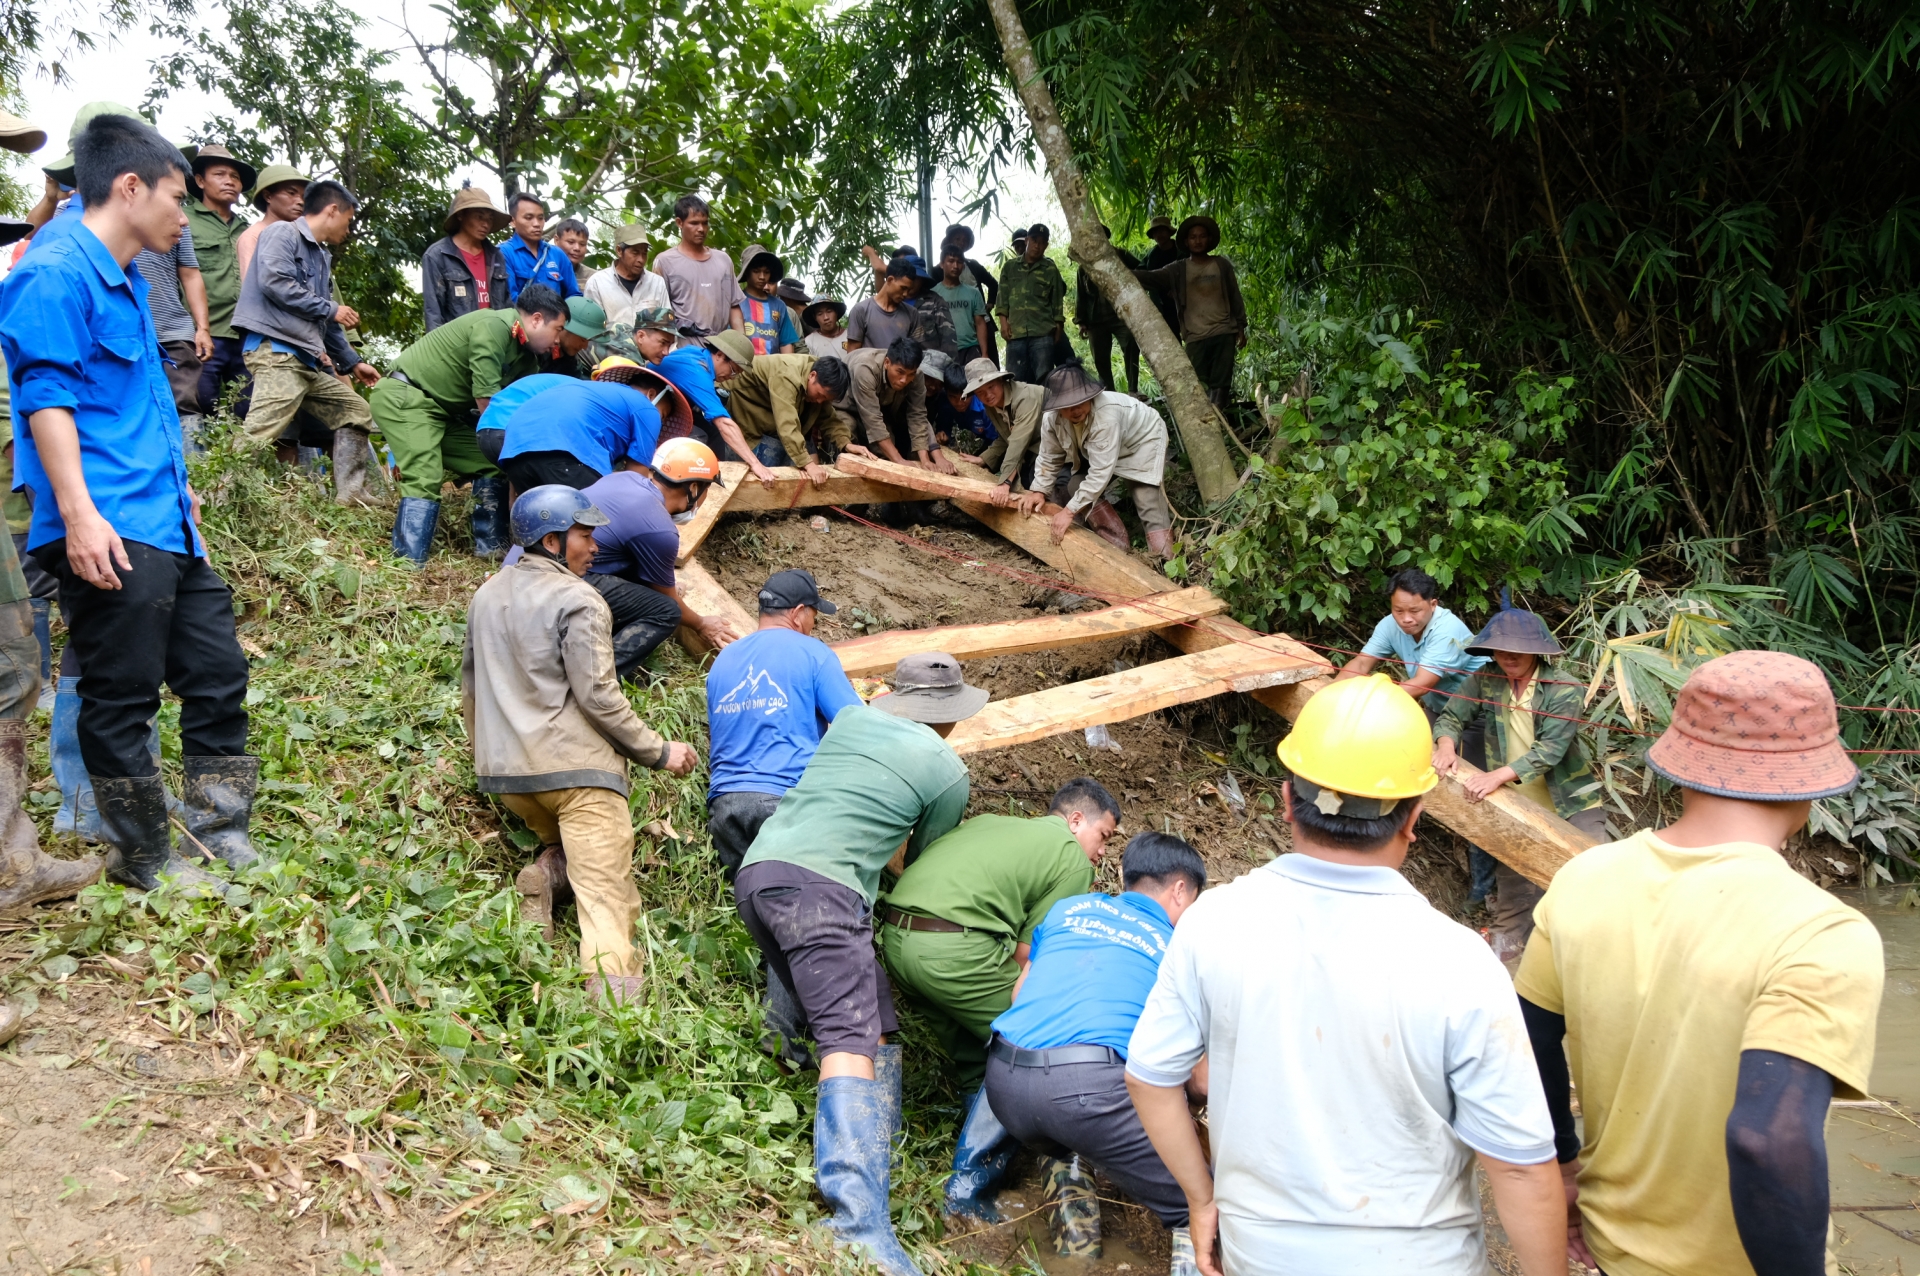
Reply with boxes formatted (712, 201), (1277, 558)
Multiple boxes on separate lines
(1360, 605), (1487, 701)
(706, 627), (862, 800)
(991, 891), (1174, 1055)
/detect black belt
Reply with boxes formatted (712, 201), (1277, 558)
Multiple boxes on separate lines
(989, 1036), (1122, 1068)
(882, 908), (973, 934)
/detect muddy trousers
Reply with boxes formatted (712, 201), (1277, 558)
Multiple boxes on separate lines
(878, 926), (1019, 1091)
(499, 786), (642, 979)
(241, 348), (372, 445)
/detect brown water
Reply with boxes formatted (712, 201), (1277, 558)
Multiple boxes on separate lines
(1828, 885), (1920, 1271)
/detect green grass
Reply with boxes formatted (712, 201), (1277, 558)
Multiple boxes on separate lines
(11, 428), (980, 1272)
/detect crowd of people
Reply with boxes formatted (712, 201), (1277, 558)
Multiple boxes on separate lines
(0, 101), (1888, 1276)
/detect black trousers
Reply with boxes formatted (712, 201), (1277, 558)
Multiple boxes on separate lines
(501, 450), (603, 493)
(734, 859), (898, 1058)
(35, 539), (249, 779)
(707, 789), (782, 880)
(583, 572), (683, 681)
(985, 1050), (1189, 1227)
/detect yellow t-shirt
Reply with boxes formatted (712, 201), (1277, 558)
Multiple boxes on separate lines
(1502, 680), (1556, 811)
(1515, 830), (1883, 1276)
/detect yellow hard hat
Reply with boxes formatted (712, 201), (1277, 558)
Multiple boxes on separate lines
(1277, 674), (1437, 813)
(592, 355), (642, 381)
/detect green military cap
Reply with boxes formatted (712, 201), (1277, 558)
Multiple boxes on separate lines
(701, 329), (755, 371)
(250, 163), (312, 210)
(43, 101), (150, 183)
(563, 296), (609, 341)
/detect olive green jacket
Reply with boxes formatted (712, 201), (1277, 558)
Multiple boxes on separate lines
(1432, 670), (1601, 818)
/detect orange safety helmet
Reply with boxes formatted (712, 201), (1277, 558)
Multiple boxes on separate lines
(652, 437), (723, 486)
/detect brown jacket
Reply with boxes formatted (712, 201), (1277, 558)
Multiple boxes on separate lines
(727, 353), (848, 466)
(462, 555), (667, 794)
(833, 346), (932, 454)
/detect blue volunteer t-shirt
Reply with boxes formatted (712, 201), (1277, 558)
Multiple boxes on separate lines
(498, 379), (662, 475)
(991, 891), (1174, 1055)
(476, 373), (572, 433)
(705, 627), (862, 800)
(1360, 605), (1488, 700)
(581, 470), (679, 587)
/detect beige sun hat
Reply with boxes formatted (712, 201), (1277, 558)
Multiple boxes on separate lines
(444, 186), (510, 236)
(0, 113), (47, 157)
(961, 356), (1013, 399)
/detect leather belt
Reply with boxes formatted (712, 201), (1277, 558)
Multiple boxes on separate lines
(989, 1036), (1122, 1069)
(882, 908), (968, 934)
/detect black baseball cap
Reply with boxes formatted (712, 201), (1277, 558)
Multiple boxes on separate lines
(758, 569), (837, 615)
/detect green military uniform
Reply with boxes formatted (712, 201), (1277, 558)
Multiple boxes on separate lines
(978, 379), (1048, 487)
(879, 813), (1094, 1087)
(373, 308), (535, 500)
(184, 199), (246, 340)
(725, 353), (848, 466)
(994, 256), (1067, 339)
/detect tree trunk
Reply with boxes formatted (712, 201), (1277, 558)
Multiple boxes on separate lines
(981, 0), (1240, 506)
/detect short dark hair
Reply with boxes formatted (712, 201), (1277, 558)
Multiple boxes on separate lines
(812, 355), (851, 398)
(943, 363), (968, 394)
(1286, 782), (1416, 852)
(552, 217), (589, 239)
(1122, 832), (1206, 894)
(302, 179), (358, 216)
(509, 191), (545, 217)
(673, 194), (710, 220)
(1388, 568), (1440, 601)
(73, 114), (190, 207)
(884, 336), (924, 371)
(515, 282), (564, 321)
(940, 243), (965, 263)
(1027, 223), (1051, 242)
(884, 257), (919, 279)
(1050, 777), (1120, 825)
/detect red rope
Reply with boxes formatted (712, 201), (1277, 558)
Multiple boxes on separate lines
(814, 505), (1920, 754)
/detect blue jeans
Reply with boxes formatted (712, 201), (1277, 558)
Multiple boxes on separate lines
(753, 435), (787, 467)
(1004, 334), (1055, 386)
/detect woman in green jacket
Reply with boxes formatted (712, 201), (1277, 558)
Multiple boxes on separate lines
(1432, 607), (1608, 960)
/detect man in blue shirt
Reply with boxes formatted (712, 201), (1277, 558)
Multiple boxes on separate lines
(627, 312), (756, 457)
(0, 113), (256, 894)
(704, 568), (860, 878)
(1333, 566), (1496, 900)
(499, 193), (580, 302)
(986, 833), (1207, 1266)
(474, 372), (571, 464)
(497, 359), (664, 491)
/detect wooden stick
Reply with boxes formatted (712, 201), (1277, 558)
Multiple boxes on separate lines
(829, 586), (1226, 676)
(674, 561), (754, 656)
(721, 468), (923, 512)
(673, 462), (745, 565)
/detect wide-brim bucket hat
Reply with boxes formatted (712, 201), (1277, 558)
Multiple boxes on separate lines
(1176, 215), (1221, 252)
(871, 652), (991, 725)
(1466, 609), (1563, 658)
(736, 243), (784, 283)
(802, 297), (846, 329)
(191, 143), (258, 193)
(1042, 363), (1103, 412)
(444, 186), (510, 236)
(1646, 650), (1859, 801)
(961, 357), (1013, 399)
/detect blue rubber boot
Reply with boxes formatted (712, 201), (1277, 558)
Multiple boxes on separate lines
(470, 477), (509, 559)
(874, 1042), (904, 1161)
(392, 497), (441, 568)
(28, 599), (50, 711)
(943, 1087), (1015, 1223)
(815, 1075), (921, 1276)
(50, 677), (99, 840)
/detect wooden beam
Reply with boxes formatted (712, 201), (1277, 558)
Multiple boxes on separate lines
(836, 452), (1065, 509)
(840, 454), (1596, 885)
(674, 462), (747, 565)
(674, 559), (755, 657)
(829, 586), (1227, 676)
(947, 632), (1324, 755)
(723, 467), (924, 512)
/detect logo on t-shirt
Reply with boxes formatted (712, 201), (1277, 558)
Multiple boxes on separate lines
(715, 664), (790, 717)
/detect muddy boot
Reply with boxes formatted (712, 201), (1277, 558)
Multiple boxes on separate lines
(470, 477), (509, 560)
(1041, 1153), (1103, 1257)
(1146, 527), (1176, 560)
(392, 497), (441, 568)
(95, 773), (221, 897)
(815, 1072), (922, 1276)
(331, 426), (381, 506)
(515, 844), (568, 941)
(0, 719), (100, 912)
(1083, 498), (1131, 551)
(943, 1087), (1015, 1224)
(0, 1000), (27, 1048)
(179, 755), (261, 871)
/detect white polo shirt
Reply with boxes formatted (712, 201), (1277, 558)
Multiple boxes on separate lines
(1126, 853), (1555, 1275)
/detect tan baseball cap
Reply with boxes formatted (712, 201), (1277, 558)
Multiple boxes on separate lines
(612, 224), (652, 251)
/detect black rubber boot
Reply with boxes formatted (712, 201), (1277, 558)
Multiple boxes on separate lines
(179, 755), (261, 871)
(94, 773), (221, 896)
